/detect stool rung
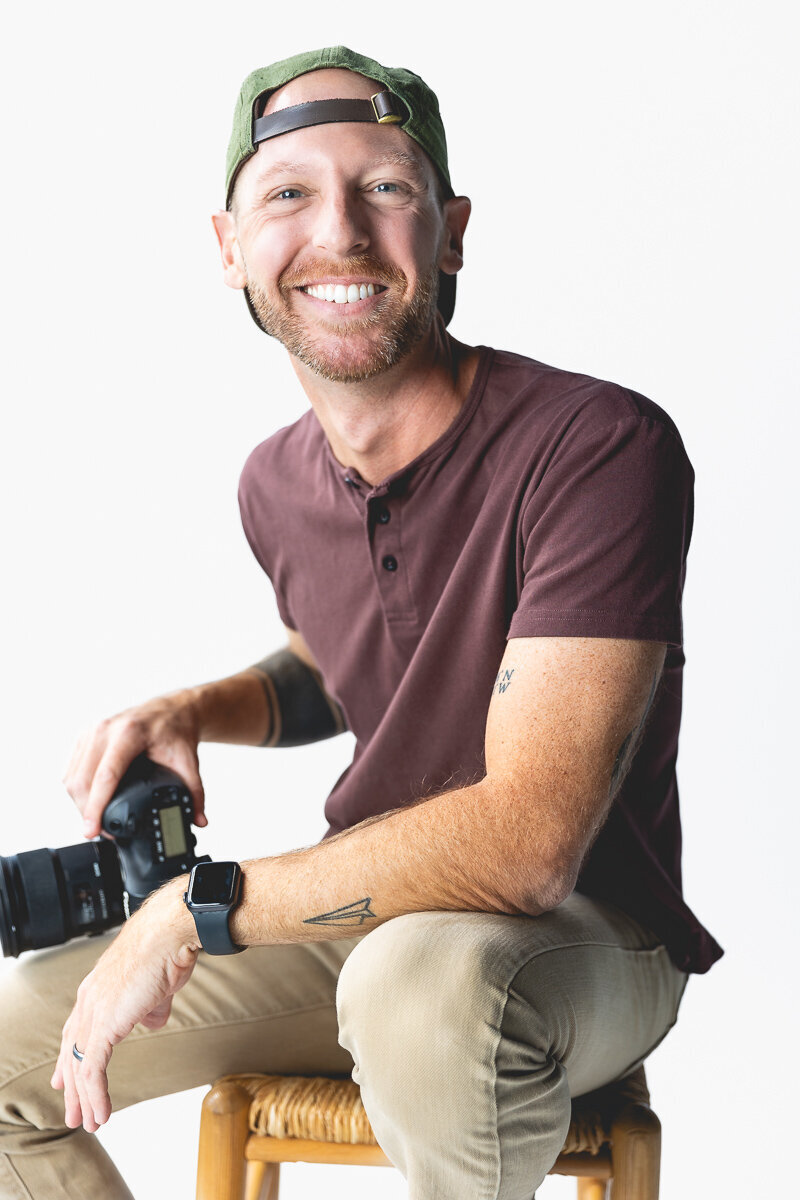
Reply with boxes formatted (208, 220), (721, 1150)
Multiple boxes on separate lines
(245, 1135), (393, 1168)
(550, 1149), (612, 1179)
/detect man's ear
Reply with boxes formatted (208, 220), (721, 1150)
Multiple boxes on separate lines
(438, 196), (471, 276)
(211, 211), (248, 290)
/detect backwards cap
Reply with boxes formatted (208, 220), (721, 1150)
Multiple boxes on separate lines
(225, 46), (457, 326)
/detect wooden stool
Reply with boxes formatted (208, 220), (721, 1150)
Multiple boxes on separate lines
(196, 1066), (660, 1200)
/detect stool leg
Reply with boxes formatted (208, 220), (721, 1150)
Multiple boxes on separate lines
(609, 1105), (661, 1200)
(577, 1180), (607, 1200)
(244, 1162), (280, 1200)
(196, 1079), (252, 1200)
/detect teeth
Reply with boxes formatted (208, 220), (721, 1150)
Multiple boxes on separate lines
(304, 283), (381, 303)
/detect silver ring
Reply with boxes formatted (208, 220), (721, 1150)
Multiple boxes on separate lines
(72, 1043), (85, 1063)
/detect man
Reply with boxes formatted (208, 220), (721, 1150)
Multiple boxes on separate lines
(0, 47), (722, 1200)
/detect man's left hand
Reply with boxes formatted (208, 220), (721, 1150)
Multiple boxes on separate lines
(50, 879), (199, 1132)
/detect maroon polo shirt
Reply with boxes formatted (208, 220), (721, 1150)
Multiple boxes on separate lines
(239, 346), (723, 974)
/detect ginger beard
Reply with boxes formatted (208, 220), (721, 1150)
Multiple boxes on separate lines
(245, 253), (441, 383)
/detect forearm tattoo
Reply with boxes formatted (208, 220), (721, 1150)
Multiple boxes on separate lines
(303, 898), (377, 928)
(249, 649), (347, 747)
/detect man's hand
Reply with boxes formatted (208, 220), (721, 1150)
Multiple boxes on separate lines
(50, 880), (200, 1131)
(62, 635), (328, 838)
(63, 690), (206, 838)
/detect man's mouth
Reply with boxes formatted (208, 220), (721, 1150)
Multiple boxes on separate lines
(300, 283), (387, 304)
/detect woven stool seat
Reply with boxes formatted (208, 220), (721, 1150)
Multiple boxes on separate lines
(224, 1074), (377, 1145)
(196, 1066), (660, 1200)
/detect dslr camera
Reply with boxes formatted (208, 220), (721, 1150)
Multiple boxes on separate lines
(0, 755), (209, 957)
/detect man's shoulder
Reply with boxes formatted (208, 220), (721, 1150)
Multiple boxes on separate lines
(484, 346), (684, 444)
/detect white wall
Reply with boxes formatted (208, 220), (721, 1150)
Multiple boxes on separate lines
(1, 2), (797, 1197)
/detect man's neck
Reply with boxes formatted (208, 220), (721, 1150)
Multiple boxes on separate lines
(291, 328), (481, 486)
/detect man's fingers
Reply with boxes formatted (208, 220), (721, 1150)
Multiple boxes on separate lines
(83, 738), (142, 836)
(151, 747), (206, 828)
(63, 730), (103, 816)
(75, 1040), (112, 1130)
(54, 1028), (84, 1128)
(62, 1062), (83, 1129)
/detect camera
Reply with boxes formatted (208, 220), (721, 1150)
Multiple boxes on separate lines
(0, 755), (209, 957)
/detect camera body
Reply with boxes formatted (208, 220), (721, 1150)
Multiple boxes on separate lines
(0, 756), (209, 957)
(102, 756), (210, 915)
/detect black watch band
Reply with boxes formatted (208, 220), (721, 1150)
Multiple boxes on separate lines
(191, 906), (246, 955)
(184, 861), (246, 956)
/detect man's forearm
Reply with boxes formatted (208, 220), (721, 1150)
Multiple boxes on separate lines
(217, 773), (578, 948)
(182, 669), (272, 745)
(184, 650), (345, 748)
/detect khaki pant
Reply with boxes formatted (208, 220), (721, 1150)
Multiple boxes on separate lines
(0, 893), (687, 1200)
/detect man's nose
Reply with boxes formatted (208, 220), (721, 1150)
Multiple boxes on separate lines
(311, 192), (370, 258)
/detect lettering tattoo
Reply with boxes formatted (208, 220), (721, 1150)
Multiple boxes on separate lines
(494, 668), (515, 695)
(303, 898), (377, 928)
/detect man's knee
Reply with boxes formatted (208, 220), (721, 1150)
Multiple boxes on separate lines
(335, 911), (572, 1196)
(336, 911), (547, 1078)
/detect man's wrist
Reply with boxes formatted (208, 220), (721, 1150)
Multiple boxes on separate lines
(143, 875), (201, 954)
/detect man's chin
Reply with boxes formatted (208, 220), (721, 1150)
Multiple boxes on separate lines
(246, 275), (438, 383)
(289, 334), (414, 384)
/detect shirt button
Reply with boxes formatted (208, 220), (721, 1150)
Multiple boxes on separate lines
(382, 555), (398, 572)
(376, 506), (391, 524)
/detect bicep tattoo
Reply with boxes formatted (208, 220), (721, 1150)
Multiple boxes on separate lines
(249, 649), (347, 747)
(494, 668), (515, 695)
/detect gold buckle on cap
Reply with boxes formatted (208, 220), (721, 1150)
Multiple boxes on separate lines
(371, 91), (403, 124)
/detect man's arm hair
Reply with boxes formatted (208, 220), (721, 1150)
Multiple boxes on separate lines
(248, 649), (347, 747)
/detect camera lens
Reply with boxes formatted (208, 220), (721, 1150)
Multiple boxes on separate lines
(0, 840), (126, 958)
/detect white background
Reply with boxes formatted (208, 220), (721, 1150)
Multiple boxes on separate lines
(1, 2), (797, 1197)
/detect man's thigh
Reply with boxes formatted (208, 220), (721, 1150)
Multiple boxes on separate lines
(497, 895), (688, 1097)
(340, 892), (687, 1091)
(1, 929), (359, 1135)
(336, 894), (687, 1198)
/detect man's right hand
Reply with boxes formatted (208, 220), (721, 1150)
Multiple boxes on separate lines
(63, 689), (206, 839)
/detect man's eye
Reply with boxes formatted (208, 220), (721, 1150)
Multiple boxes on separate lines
(272, 188), (303, 201)
(373, 182), (400, 194)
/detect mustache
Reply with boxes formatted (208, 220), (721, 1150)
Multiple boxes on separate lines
(279, 254), (408, 292)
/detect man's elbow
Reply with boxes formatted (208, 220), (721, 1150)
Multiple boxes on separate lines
(491, 855), (579, 918)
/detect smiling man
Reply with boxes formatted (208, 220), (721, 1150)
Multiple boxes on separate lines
(0, 47), (722, 1200)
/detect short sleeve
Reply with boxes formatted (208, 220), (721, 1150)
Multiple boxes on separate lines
(507, 413), (694, 647)
(238, 451), (297, 630)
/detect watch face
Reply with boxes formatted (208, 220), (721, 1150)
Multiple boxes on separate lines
(190, 862), (239, 907)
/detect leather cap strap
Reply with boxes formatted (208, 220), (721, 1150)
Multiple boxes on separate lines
(253, 92), (407, 146)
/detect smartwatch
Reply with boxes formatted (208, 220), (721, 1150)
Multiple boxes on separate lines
(183, 861), (246, 955)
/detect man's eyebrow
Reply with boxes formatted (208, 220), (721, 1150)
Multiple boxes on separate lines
(254, 151), (429, 184)
(255, 160), (312, 181)
(366, 151), (428, 176)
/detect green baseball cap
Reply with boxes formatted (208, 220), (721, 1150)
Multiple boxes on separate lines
(225, 46), (457, 326)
